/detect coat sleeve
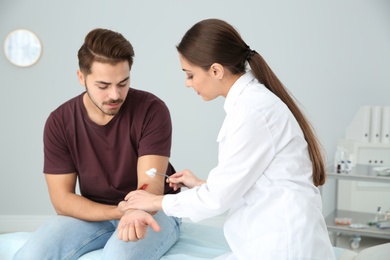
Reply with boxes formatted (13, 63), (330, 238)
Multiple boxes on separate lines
(163, 106), (277, 222)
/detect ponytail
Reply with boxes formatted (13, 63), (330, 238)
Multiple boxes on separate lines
(247, 52), (326, 186)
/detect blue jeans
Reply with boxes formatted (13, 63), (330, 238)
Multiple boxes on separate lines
(13, 211), (181, 260)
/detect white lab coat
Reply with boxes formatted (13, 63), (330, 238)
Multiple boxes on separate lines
(163, 71), (335, 259)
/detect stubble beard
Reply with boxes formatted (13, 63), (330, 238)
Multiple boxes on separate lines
(85, 88), (123, 116)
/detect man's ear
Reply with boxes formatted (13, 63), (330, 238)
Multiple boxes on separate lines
(77, 70), (86, 86)
(209, 63), (224, 79)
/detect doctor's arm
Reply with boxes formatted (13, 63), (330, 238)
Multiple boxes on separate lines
(117, 169), (206, 241)
(120, 169), (205, 213)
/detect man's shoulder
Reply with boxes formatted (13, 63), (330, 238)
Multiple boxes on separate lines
(128, 88), (163, 102)
(47, 93), (84, 124)
(127, 88), (168, 110)
(51, 93), (83, 114)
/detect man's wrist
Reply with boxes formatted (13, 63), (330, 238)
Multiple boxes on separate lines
(123, 208), (137, 215)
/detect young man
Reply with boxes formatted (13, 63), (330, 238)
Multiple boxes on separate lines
(14, 28), (180, 259)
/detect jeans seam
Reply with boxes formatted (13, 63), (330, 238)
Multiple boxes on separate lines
(150, 218), (180, 259)
(63, 228), (114, 260)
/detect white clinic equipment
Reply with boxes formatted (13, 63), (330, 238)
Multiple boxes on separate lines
(335, 106), (390, 175)
(327, 106), (390, 250)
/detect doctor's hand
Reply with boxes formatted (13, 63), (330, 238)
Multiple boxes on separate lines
(117, 209), (160, 242)
(168, 169), (206, 191)
(121, 190), (163, 213)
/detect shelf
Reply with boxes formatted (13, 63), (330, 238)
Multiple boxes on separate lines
(324, 165), (390, 248)
(327, 172), (390, 184)
(325, 209), (390, 240)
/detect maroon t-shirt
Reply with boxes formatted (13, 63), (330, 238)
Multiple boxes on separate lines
(43, 88), (177, 205)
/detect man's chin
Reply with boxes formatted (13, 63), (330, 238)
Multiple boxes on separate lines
(102, 108), (120, 116)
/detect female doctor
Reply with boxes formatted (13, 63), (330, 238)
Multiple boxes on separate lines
(119, 18), (335, 259)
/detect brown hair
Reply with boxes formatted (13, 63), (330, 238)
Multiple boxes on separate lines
(77, 28), (134, 75)
(177, 19), (326, 186)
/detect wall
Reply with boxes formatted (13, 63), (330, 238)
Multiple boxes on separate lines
(1, 0), (390, 232)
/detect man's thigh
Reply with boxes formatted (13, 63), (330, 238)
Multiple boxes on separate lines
(13, 215), (115, 260)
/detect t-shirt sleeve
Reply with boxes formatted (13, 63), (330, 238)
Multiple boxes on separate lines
(43, 113), (76, 174)
(137, 100), (172, 157)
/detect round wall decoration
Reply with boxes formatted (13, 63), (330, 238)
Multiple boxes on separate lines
(4, 29), (42, 67)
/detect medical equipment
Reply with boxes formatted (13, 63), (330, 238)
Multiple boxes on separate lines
(336, 139), (390, 175)
(373, 167), (390, 176)
(335, 106), (390, 175)
(326, 106), (390, 249)
(145, 168), (170, 179)
(377, 222), (390, 229)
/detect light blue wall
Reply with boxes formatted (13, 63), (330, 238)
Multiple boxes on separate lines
(1, 0), (389, 222)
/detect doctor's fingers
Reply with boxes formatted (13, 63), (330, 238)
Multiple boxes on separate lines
(120, 198), (140, 211)
(167, 175), (184, 184)
(171, 172), (203, 189)
(117, 200), (127, 212)
(168, 181), (184, 191)
(124, 196), (156, 212)
(167, 173), (189, 186)
(170, 169), (194, 179)
(124, 189), (148, 201)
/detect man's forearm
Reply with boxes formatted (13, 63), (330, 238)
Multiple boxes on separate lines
(53, 193), (123, 221)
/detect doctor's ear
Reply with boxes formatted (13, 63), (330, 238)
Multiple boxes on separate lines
(209, 63), (224, 80)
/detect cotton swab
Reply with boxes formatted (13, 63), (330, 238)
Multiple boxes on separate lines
(145, 168), (186, 188)
(145, 168), (170, 179)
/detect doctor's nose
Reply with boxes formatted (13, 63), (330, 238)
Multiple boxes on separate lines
(185, 78), (192, 88)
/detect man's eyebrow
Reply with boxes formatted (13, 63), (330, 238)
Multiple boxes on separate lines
(95, 80), (110, 85)
(119, 77), (130, 84)
(95, 76), (129, 85)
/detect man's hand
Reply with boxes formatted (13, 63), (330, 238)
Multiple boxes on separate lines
(117, 209), (160, 242)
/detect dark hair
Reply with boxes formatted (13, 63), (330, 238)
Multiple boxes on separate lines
(77, 28), (134, 75)
(177, 19), (326, 186)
